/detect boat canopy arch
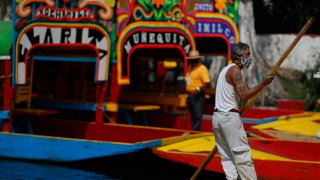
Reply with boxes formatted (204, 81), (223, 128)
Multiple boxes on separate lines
(13, 22), (111, 85)
(117, 22), (196, 85)
(195, 13), (240, 62)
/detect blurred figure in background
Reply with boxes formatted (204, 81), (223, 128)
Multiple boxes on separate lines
(186, 50), (210, 131)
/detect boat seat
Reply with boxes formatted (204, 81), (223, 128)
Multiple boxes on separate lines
(119, 91), (187, 113)
(14, 86), (31, 105)
(13, 85), (58, 134)
(118, 104), (161, 125)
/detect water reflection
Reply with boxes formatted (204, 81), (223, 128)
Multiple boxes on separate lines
(0, 158), (112, 180)
(0, 150), (226, 180)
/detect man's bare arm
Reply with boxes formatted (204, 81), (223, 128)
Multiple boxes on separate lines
(230, 67), (274, 101)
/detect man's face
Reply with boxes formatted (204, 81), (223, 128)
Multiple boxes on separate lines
(190, 59), (200, 67)
(239, 48), (253, 69)
(241, 48), (250, 58)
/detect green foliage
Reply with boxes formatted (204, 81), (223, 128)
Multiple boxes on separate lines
(281, 77), (307, 100)
(302, 59), (320, 111)
(281, 55), (320, 111)
(226, 0), (239, 24)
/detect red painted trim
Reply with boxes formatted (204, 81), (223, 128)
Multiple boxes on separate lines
(2, 60), (13, 132)
(95, 82), (108, 124)
(249, 139), (320, 161)
(153, 149), (320, 179)
(108, 64), (121, 123)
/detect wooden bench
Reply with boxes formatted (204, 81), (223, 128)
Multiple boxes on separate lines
(12, 108), (58, 116)
(119, 91), (187, 113)
(119, 104), (161, 112)
(118, 104), (161, 125)
(11, 108), (58, 134)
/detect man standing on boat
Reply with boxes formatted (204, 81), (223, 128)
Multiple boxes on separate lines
(212, 42), (274, 179)
(186, 50), (210, 131)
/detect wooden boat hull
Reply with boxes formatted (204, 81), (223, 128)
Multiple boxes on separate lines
(153, 135), (320, 180)
(0, 118), (206, 162)
(0, 133), (159, 162)
(251, 112), (320, 141)
(144, 108), (306, 132)
(154, 150), (320, 180)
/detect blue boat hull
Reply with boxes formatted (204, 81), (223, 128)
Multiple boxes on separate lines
(0, 133), (160, 162)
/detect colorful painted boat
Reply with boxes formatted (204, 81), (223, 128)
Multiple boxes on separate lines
(2, 0), (316, 169)
(0, 118), (207, 162)
(144, 107), (307, 132)
(250, 112), (320, 141)
(153, 135), (320, 180)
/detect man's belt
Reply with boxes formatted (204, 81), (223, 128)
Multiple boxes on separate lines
(214, 108), (240, 113)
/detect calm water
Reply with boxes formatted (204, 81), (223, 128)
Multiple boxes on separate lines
(0, 149), (226, 180)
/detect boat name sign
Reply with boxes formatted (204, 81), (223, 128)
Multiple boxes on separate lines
(123, 31), (191, 54)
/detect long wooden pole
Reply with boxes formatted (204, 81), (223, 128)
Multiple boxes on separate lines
(190, 146), (218, 180)
(190, 17), (315, 180)
(241, 16), (315, 116)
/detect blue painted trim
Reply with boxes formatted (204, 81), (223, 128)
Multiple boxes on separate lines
(32, 56), (97, 63)
(146, 111), (289, 125)
(0, 110), (10, 119)
(32, 100), (104, 111)
(32, 3), (35, 19)
(0, 133), (161, 162)
(12, 1), (17, 86)
(242, 116), (290, 124)
(0, 110), (10, 131)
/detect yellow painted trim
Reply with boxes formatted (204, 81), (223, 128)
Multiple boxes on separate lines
(105, 101), (119, 112)
(164, 61), (177, 68)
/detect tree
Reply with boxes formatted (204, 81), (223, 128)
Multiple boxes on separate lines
(253, 0), (320, 34)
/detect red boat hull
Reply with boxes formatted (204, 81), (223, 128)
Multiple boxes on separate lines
(153, 150), (320, 180)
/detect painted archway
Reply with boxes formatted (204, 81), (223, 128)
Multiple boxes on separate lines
(195, 13), (240, 62)
(117, 22), (196, 85)
(14, 22), (111, 85)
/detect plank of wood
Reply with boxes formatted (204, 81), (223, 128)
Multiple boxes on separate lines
(12, 108), (58, 116)
(119, 104), (161, 112)
(120, 91), (187, 107)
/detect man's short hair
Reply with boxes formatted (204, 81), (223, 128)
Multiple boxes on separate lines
(231, 42), (250, 61)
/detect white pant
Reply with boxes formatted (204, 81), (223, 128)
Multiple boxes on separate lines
(212, 112), (257, 180)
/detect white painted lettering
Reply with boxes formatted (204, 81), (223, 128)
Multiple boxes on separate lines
(81, 28), (94, 44)
(178, 35), (185, 46)
(173, 33), (177, 43)
(197, 22), (202, 32)
(225, 28), (230, 37)
(157, 33), (164, 43)
(211, 23), (216, 33)
(124, 41), (132, 54)
(204, 23), (210, 33)
(20, 34), (32, 56)
(133, 33), (139, 44)
(149, 33), (155, 43)
(165, 33), (171, 43)
(217, 23), (223, 33)
(141, 32), (147, 43)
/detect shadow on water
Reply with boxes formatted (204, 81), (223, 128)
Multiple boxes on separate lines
(0, 149), (226, 180)
(0, 158), (108, 180)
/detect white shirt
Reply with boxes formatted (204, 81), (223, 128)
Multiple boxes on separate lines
(215, 63), (240, 114)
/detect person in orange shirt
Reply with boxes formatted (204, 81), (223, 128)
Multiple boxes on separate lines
(186, 50), (210, 131)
